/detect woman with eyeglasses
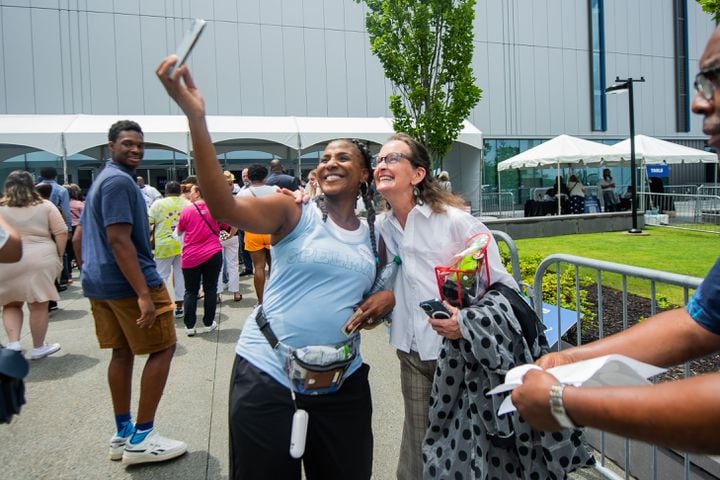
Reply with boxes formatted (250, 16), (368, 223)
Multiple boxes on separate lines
(156, 57), (393, 480)
(369, 133), (517, 479)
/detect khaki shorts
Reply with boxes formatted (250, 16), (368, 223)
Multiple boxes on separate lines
(244, 232), (271, 252)
(90, 284), (177, 355)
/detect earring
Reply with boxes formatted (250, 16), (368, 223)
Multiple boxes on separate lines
(413, 186), (424, 206)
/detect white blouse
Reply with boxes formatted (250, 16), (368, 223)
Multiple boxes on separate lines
(375, 204), (517, 361)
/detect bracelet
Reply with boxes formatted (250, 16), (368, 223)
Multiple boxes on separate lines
(549, 384), (576, 429)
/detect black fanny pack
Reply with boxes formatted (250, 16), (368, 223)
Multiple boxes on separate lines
(255, 307), (357, 395)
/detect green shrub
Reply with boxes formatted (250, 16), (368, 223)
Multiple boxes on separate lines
(512, 254), (597, 335)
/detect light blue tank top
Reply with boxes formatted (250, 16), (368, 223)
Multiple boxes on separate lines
(236, 204), (376, 388)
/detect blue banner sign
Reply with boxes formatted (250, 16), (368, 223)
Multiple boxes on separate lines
(646, 165), (669, 178)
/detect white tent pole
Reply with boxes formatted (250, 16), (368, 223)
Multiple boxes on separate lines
(556, 161), (561, 215)
(186, 132), (193, 176)
(478, 147), (484, 215)
(297, 148), (302, 179)
(61, 134), (68, 183)
(497, 165), (501, 211)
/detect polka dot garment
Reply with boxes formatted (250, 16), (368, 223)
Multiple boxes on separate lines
(423, 289), (595, 479)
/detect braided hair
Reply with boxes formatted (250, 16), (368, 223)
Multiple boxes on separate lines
(315, 138), (379, 274)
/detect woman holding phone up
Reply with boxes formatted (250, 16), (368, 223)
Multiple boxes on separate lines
(156, 57), (392, 480)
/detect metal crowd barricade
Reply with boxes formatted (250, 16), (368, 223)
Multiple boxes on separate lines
(477, 191), (515, 218)
(532, 254), (707, 480)
(490, 230), (522, 285)
(697, 184), (720, 197)
(638, 192), (720, 234)
(662, 184), (699, 195)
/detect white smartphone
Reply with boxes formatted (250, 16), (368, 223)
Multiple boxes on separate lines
(168, 18), (207, 77)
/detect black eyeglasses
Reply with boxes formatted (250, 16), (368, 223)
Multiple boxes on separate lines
(372, 152), (406, 169)
(694, 66), (720, 101)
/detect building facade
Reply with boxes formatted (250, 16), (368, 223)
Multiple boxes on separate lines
(0, 0), (715, 203)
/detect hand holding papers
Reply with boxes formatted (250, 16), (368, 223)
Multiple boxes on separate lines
(488, 354), (667, 415)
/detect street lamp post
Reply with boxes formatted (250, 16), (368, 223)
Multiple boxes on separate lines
(606, 76), (645, 234)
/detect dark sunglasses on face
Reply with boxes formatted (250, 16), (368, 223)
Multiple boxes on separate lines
(694, 65), (720, 101)
(371, 152), (406, 169)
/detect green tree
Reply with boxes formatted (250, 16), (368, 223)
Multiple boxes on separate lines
(356, 0), (482, 169)
(697, 0), (720, 22)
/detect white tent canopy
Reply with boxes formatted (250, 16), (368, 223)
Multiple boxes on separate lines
(207, 116), (299, 150)
(497, 134), (614, 171)
(604, 134), (718, 164)
(63, 115), (192, 158)
(296, 117), (394, 150)
(0, 114), (484, 161)
(0, 114), (76, 158)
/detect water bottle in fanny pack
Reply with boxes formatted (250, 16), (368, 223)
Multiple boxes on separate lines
(255, 307), (357, 395)
(286, 343), (356, 394)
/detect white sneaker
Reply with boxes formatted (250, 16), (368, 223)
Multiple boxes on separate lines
(30, 343), (61, 360)
(184, 327), (196, 337)
(109, 434), (131, 461)
(5, 341), (22, 352)
(199, 321), (217, 334)
(121, 430), (187, 465)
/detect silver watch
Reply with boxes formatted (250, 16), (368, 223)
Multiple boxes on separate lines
(549, 383), (576, 429)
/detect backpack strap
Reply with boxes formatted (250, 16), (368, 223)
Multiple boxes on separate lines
(488, 282), (539, 349)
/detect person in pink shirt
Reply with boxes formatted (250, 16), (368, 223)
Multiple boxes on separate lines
(176, 185), (222, 336)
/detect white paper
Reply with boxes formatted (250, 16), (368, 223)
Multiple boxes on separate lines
(488, 354), (667, 415)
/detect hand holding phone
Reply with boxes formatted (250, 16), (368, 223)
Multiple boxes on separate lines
(342, 307), (364, 336)
(168, 18), (207, 77)
(419, 299), (452, 319)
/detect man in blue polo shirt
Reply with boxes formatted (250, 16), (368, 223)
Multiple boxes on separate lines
(511, 24), (720, 455)
(73, 120), (186, 466)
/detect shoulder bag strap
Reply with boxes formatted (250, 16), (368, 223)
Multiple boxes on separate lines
(255, 306), (279, 348)
(193, 202), (219, 236)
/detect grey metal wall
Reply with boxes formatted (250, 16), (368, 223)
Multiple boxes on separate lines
(0, 0), (716, 141)
(472, 0), (715, 140)
(0, 0), (391, 117)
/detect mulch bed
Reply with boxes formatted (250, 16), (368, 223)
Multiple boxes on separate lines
(560, 287), (720, 382)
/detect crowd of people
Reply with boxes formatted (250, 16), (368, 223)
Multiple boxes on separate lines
(2, 24), (720, 480)
(533, 169), (635, 215)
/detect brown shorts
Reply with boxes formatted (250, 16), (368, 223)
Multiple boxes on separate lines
(89, 284), (177, 355)
(244, 232), (271, 252)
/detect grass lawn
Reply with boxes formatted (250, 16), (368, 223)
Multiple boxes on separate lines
(510, 226), (718, 306)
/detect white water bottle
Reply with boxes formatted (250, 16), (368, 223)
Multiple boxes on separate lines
(289, 409), (309, 458)
(295, 345), (350, 365)
(367, 256), (402, 294)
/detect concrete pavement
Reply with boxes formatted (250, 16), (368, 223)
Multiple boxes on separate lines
(0, 272), (612, 479)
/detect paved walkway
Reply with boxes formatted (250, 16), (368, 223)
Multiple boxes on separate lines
(0, 272), (614, 479)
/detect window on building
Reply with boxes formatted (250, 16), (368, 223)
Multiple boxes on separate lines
(589, 0), (606, 131)
(674, 0), (690, 132)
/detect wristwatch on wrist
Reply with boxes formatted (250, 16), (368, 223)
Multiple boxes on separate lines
(549, 383), (576, 429)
